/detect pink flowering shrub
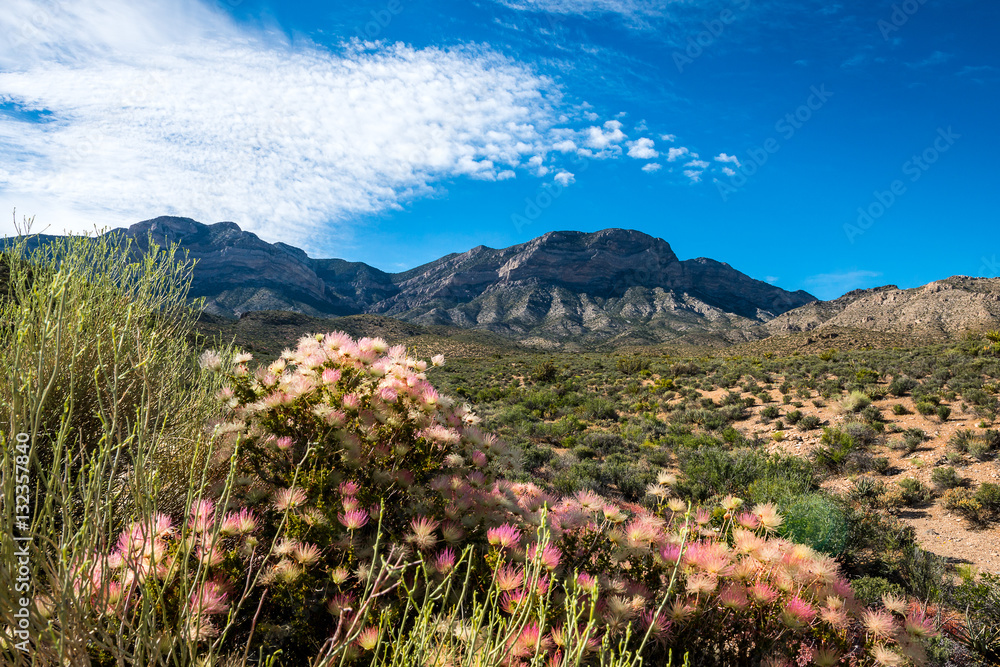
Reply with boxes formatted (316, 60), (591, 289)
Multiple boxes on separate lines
(63, 500), (262, 662)
(217, 334), (523, 657)
(204, 333), (937, 665)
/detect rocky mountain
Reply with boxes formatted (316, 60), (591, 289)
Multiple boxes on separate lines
(122, 217), (816, 347)
(763, 277), (1000, 339)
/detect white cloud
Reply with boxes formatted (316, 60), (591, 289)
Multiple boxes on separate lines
(553, 171), (575, 186)
(0, 0), (575, 248)
(583, 111), (599, 121)
(660, 133), (676, 142)
(553, 139), (578, 152)
(497, 170), (517, 180)
(527, 155), (550, 177)
(684, 159), (709, 169)
(582, 119), (626, 151)
(683, 169), (703, 183)
(492, 0), (668, 24)
(722, 167), (736, 176)
(714, 152), (741, 167)
(626, 137), (657, 159)
(641, 163), (661, 173)
(666, 146), (689, 162)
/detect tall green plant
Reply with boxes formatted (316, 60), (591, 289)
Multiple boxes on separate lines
(0, 228), (240, 664)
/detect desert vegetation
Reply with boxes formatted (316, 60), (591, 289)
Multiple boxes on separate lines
(2, 233), (999, 665)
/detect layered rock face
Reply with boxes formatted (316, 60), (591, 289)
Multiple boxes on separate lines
(119, 217), (817, 346)
(765, 277), (1000, 338)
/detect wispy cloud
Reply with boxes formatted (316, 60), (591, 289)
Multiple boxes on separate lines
(804, 270), (883, 299)
(0, 0), (597, 247)
(491, 0), (670, 23)
(907, 50), (953, 68)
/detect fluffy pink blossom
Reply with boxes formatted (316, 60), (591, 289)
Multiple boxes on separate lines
(338, 509), (369, 531)
(486, 524), (521, 549)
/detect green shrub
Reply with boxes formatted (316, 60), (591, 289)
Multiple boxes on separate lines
(860, 404), (884, 423)
(936, 404), (952, 421)
(915, 401), (937, 416)
(897, 478), (933, 506)
(780, 493), (849, 555)
(888, 376), (918, 397)
(852, 576), (906, 607)
(891, 403), (910, 415)
(760, 405), (781, 422)
(930, 466), (964, 490)
(785, 409), (803, 424)
(797, 414), (821, 431)
(840, 390), (871, 413)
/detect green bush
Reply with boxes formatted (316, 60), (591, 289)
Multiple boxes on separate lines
(797, 414), (821, 431)
(888, 376), (918, 397)
(897, 478), (933, 506)
(891, 403), (910, 415)
(780, 493), (849, 555)
(915, 401), (937, 416)
(840, 390), (871, 413)
(930, 466), (964, 490)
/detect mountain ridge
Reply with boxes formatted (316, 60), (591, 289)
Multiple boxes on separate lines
(121, 216), (816, 347)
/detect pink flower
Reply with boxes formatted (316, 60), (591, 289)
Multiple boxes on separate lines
(495, 564), (524, 592)
(486, 524), (522, 550)
(342, 393), (361, 410)
(718, 584), (749, 611)
(904, 609), (936, 638)
(272, 487), (307, 511)
(527, 544), (562, 571)
(736, 512), (760, 530)
(338, 509), (369, 531)
(220, 509), (257, 536)
(276, 436), (294, 451)
(321, 368), (341, 384)
(639, 609), (672, 641)
(660, 544), (683, 565)
(378, 386), (398, 403)
(575, 572), (598, 594)
(406, 516), (440, 550)
(509, 622), (551, 658)
(189, 581), (229, 616)
(339, 480), (360, 497)
(781, 596), (817, 628)
(863, 609), (898, 640)
(749, 582), (778, 605)
(433, 548), (457, 574)
(356, 626), (380, 651)
(500, 589), (527, 614)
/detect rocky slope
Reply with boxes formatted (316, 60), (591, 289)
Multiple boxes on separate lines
(764, 277), (1000, 339)
(122, 217), (815, 347)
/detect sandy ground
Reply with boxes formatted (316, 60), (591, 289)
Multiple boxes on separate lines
(725, 386), (1000, 574)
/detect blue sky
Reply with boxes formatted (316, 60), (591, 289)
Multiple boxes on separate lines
(0, 0), (997, 299)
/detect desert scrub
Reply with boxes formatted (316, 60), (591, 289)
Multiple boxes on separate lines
(0, 230), (237, 665)
(839, 390), (872, 414)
